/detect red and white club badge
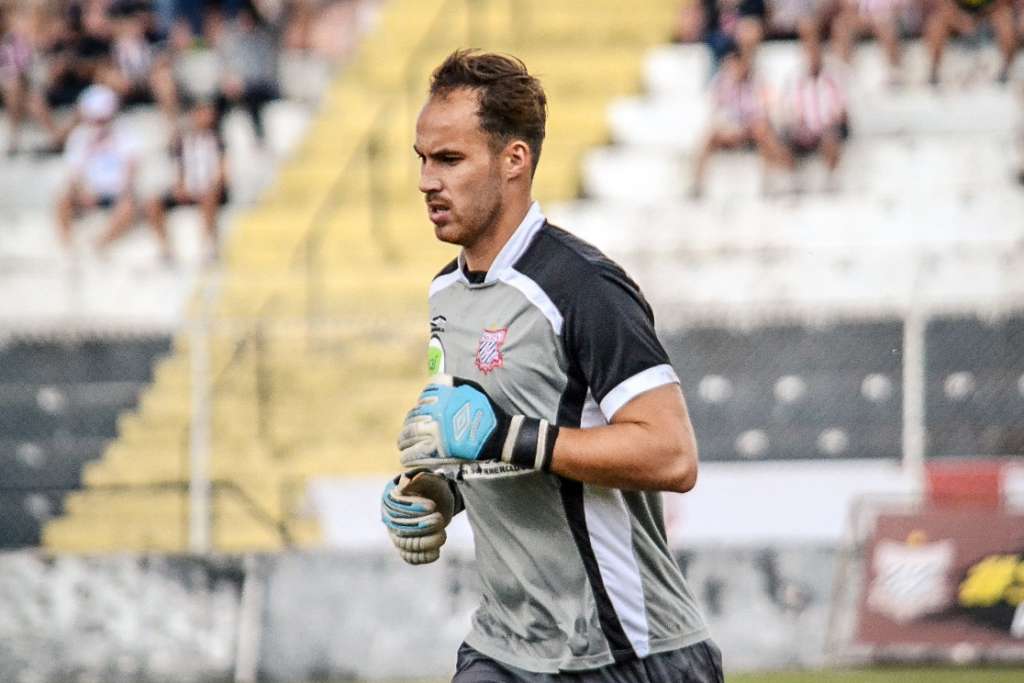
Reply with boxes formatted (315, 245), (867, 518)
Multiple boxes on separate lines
(475, 327), (508, 374)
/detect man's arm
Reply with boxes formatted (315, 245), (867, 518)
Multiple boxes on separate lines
(547, 383), (698, 493)
(399, 377), (699, 494)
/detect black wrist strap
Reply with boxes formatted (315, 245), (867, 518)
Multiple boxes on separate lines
(502, 417), (560, 472)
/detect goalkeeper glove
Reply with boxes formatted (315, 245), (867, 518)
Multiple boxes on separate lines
(380, 467), (459, 565)
(398, 375), (559, 472)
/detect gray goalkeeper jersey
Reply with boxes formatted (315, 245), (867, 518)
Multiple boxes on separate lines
(427, 202), (709, 673)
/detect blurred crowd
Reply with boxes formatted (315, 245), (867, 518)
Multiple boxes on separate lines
(674, 0), (1024, 195)
(0, 0), (364, 261)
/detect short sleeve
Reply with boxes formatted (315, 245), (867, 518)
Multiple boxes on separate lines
(564, 262), (678, 421)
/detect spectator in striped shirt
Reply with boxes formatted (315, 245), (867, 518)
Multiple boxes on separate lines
(831, 0), (904, 84)
(691, 41), (792, 197)
(778, 44), (849, 186)
(146, 100), (228, 263)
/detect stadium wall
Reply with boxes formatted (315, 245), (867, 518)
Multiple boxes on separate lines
(0, 546), (837, 682)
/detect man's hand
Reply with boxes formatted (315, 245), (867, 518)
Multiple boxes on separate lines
(380, 468), (458, 565)
(398, 375), (559, 472)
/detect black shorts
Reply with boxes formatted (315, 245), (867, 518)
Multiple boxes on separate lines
(160, 186), (229, 210)
(122, 84), (155, 107)
(95, 194), (118, 209)
(46, 76), (91, 108)
(452, 640), (724, 683)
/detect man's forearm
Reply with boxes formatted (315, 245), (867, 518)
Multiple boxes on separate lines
(547, 384), (699, 493)
(548, 421), (698, 493)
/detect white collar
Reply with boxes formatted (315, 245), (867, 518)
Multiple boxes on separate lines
(457, 201), (545, 284)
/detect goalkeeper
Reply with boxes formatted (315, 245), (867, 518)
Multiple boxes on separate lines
(381, 50), (722, 682)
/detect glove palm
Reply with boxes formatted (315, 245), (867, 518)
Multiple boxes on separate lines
(380, 468), (458, 565)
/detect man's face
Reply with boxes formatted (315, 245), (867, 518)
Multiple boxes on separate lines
(414, 88), (504, 250)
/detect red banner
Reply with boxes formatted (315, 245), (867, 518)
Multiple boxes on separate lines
(856, 508), (1024, 649)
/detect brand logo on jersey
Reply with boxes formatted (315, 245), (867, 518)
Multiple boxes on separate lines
(430, 315), (447, 334)
(427, 335), (445, 376)
(475, 327), (507, 374)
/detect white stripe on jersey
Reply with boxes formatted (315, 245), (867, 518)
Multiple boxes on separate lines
(484, 201), (546, 282)
(583, 483), (652, 657)
(581, 393), (652, 656)
(498, 268), (564, 335)
(599, 364), (680, 421)
(429, 268), (463, 298)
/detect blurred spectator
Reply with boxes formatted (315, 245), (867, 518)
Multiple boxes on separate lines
(832, 0), (904, 83)
(778, 43), (849, 186)
(769, 0), (831, 50)
(673, 0), (767, 66)
(691, 42), (792, 196)
(28, 0), (114, 152)
(56, 84), (139, 251)
(146, 100), (228, 262)
(214, 0), (281, 145)
(98, 1), (180, 125)
(282, 0), (319, 51)
(925, 0), (1018, 84)
(0, 4), (34, 156)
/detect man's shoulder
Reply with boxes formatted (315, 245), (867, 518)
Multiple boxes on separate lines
(428, 258), (461, 299)
(432, 257), (459, 281)
(518, 222), (653, 321)
(519, 221), (632, 286)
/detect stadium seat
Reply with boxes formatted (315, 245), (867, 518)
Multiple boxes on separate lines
(0, 339), (168, 549)
(663, 322), (903, 461)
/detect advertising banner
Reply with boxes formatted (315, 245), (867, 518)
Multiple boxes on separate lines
(856, 508), (1024, 651)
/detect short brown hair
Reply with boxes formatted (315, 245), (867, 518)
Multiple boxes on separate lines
(429, 49), (547, 174)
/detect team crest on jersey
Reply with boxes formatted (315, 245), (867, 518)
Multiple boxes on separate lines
(475, 327), (508, 374)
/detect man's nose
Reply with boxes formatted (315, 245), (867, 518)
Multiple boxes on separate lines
(419, 164), (441, 195)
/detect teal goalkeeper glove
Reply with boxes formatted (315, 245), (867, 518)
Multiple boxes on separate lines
(397, 375), (559, 472)
(381, 468), (460, 564)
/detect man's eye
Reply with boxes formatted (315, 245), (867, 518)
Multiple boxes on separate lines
(441, 156), (460, 165)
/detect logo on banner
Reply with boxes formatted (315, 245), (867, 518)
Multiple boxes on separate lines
(867, 532), (955, 623)
(475, 327), (508, 374)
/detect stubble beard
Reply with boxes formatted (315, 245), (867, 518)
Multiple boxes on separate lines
(437, 170), (504, 253)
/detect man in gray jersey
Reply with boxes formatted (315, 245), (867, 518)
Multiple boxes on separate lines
(380, 49), (723, 683)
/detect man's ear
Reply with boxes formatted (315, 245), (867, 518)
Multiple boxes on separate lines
(503, 140), (532, 181)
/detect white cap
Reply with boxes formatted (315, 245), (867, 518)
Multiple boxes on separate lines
(78, 84), (120, 122)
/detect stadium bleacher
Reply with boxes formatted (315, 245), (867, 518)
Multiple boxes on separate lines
(663, 321), (904, 461)
(0, 336), (170, 548)
(0, 0), (1019, 554)
(926, 314), (1024, 457)
(25, 0), (682, 553)
(543, 38), (1023, 466)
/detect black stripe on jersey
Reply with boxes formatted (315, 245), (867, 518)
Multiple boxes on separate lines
(560, 478), (638, 663)
(433, 257), (459, 280)
(556, 361), (587, 427)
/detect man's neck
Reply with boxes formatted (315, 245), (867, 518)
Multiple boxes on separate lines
(462, 195), (533, 274)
